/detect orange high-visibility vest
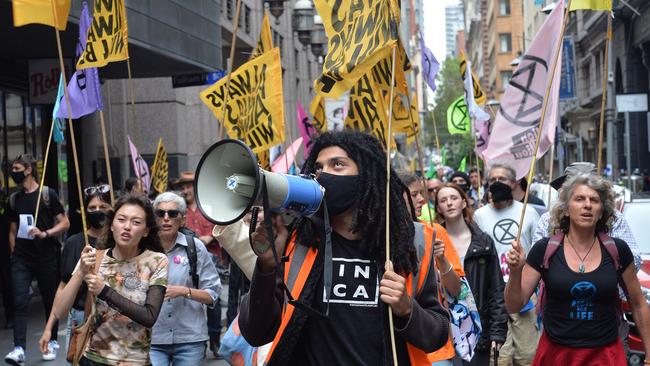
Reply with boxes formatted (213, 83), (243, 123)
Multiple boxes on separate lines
(264, 222), (437, 366)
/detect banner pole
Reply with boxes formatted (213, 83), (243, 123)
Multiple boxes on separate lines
(218, 0), (243, 140)
(52, 3), (89, 245)
(547, 143), (555, 206)
(431, 110), (441, 152)
(384, 44), (399, 366)
(473, 133), (483, 204)
(596, 13), (612, 174)
(515, 0), (571, 244)
(33, 116), (56, 226)
(98, 110), (115, 205)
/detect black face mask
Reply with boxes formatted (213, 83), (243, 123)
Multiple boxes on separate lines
(317, 172), (360, 216)
(489, 181), (513, 203)
(11, 171), (26, 185)
(86, 210), (109, 229)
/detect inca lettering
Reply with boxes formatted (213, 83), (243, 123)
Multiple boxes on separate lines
(326, 258), (378, 306)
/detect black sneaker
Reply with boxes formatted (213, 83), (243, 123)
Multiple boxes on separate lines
(209, 335), (223, 360)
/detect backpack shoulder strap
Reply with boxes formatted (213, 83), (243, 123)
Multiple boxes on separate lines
(599, 232), (620, 271)
(542, 233), (564, 269)
(184, 234), (199, 288)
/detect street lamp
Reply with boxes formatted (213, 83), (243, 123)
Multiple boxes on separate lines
(311, 14), (326, 58)
(264, 0), (286, 19)
(293, 0), (314, 46)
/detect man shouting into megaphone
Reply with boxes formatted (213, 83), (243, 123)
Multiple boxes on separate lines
(239, 131), (450, 365)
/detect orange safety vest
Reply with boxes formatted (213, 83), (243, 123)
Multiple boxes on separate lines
(264, 222), (438, 366)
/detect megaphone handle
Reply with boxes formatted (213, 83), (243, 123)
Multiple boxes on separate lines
(260, 176), (282, 268)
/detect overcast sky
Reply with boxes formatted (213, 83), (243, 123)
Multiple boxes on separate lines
(422, 0), (462, 64)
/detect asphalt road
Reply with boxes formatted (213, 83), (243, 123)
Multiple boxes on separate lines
(0, 286), (230, 365)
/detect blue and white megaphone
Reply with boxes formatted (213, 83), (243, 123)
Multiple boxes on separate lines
(194, 139), (324, 225)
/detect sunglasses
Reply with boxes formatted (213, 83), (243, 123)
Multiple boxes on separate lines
(84, 184), (110, 197)
(154, 209), (181, 219)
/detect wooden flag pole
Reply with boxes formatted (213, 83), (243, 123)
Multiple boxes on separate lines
(515, 0), (572, 244)
(384, 44), (399, 366)
(596, 13), (612, 174)
(473, 132), (483, 203)
(98, 110), (115, 205)
(431, 110), (441, 152)
(218, 0), (243, 140)
(33, 115), (56, 226)
(52, 3), (89, 245)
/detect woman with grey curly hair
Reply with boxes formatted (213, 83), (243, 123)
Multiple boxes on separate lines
(503, 173), (650, 365)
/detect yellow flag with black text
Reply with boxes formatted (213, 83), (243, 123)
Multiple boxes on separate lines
(251, 11), (273, 59)
(569, 0), (611, 10)
(76, 0), (129, 69)
(309, 95), (327, 133)
(200, 48), (285, 153)
(459, 51), (486, 106)
(313, 0), (400, 99)
(150, 138), (168, 193)
(12, 0), (71, 30)
(345, 74), (392, 148)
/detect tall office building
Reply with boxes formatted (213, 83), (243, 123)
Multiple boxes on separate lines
(445, 4), (465, 57)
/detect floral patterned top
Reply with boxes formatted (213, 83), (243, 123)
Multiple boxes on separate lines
(75, 249), (168, 365)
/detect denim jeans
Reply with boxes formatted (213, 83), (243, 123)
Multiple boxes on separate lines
(11, 255), (59, 349)
(150, 341), (206, 366)
(66, 308), (85, 365)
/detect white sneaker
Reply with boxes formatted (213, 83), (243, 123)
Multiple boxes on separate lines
(42, 340), (59, 361)
(4, 346), (25, 365)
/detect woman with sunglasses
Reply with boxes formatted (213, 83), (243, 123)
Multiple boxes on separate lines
(150, 192), (221, 365)
(38, 185), (112, 362)
(51, 193), (168, 365)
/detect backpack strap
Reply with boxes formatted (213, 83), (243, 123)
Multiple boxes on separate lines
(541, 232), (564, 269)
(599, 232), (620, 271)
(184, 234), (199, 289)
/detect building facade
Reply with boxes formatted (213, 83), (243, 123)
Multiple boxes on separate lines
(446, 4), (465, 58)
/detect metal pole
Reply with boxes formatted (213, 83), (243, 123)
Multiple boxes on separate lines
(625, 111), (632, 189)
(606, 15), (615, 178)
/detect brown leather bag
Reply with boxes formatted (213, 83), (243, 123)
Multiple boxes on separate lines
(67, 249), (106, 364)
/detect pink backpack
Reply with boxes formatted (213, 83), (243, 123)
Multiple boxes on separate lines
(536, 232), (627, 316)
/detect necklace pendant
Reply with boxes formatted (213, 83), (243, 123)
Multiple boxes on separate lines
(579, 264), (585, 273)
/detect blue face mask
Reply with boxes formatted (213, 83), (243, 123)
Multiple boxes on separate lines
(317, 172), (360, 216)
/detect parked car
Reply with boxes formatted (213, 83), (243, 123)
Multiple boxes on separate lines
(622, 198), (650, 366)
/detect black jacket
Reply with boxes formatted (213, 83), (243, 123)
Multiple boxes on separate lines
(461, 223), (508, 349)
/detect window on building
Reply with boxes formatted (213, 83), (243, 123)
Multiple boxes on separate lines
(594, 51), (602, 91)
(244, 5), (251, 34)
(226, 0), (232, 20)
(501, 71), (513, 89)
(499, 33), (512, 53)
(580, 62), (591, 97)
(499, 0), (511, 15)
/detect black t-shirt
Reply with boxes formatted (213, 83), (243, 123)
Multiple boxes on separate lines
(61, 233), (98, 310)
(527, 237), (634, 348)
(299, 232), (383, 366)
(9, 188), (65, 262)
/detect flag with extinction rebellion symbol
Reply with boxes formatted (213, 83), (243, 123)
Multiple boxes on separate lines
(482, 0), (565, 179)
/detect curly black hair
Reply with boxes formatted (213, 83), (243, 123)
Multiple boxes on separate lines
(102, 193), (163, 253)
(298, 131), (418, 275)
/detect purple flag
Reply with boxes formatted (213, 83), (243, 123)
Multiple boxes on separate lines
(421, 35), (440, 92)
(56, 1), (103, 119)
(128, 135), (151, 194)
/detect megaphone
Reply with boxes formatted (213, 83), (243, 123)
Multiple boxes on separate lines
(194, 139), (324, 225)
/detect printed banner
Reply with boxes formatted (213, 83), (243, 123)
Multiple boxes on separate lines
(325, 93), (350, 131)
(56, 1), (103, 119)
(421, 35), (440, 92)
(150, 138), (168, 193)
(460, 52), (486, 106)
(345, 74), (391, 147)
(309, 95), (328, 133)
(482, 0), (564, 179)
(52, 74), (65, 143)
(569, 0), (611, 10)
(13, 0), (70, 30)
(200, 48), (285, 153)
(127, 135), (151, 193)
(251, 11), (273, 59)
(313, 0), (400, 98)
(447, 96), (471, 135)
(77, 0), (129, 69)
